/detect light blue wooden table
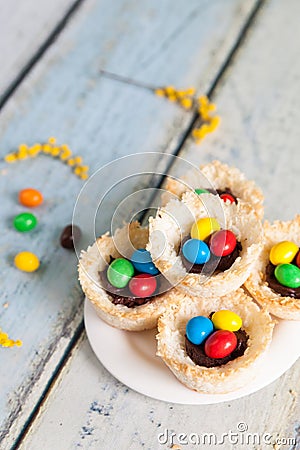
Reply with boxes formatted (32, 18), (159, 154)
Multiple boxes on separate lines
(1, 1), (299, 448)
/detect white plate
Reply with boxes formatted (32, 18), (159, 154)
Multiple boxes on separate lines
(84, 299), (300, 404)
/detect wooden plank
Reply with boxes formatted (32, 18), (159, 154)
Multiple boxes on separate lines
(179, 0), (300, 222)
(0, 0), (258, 446)
(21, 334), (299, 449)
(18, 0), (300, 448)
(0, 0), (79, 95)
(174, 0), (300, 440)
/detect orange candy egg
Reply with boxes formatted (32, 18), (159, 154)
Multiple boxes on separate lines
(19, 188), (43, 207)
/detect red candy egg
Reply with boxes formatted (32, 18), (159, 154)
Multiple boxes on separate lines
(220, 193), (235, 204)
(209, 229), (237, 257)
(129, 273), (157, 298)
(204, 330), (237, 359)
(296, 251), (300, 268)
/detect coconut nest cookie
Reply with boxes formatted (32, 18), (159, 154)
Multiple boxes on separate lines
(78, 221), (180, 331)
(245, 216), (300, 320)
(163, 160), (264, 219)
(157, 289), (274, 394)
(148, 191), (262, 298)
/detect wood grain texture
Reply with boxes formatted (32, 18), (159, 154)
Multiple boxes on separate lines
(180, 0), (300, 222)
(177, 0), (300, 443)
(0, 0), (78, 95)
(19, 0), (300, 449)
(21, 334), (299, 450)
(0, 0), (258, 446)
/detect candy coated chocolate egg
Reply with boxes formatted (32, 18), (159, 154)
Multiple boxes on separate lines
(107, 258), (134, 288)
(14, 251), (40, 272)
(212, 310), (242, 331)
(129, 273), (157, 297)
(220, 193), (235, 204)
(274, 263), (300, 288)
(130, 249), (159, 275)
(195, 188), (209, 195)
(182, 239), (210, 264)
(204, 330), (237, 359)
(186, 316), (214, 345)
(19, 188), (43, 207)
(269, 241), (299, 265)
(296, 251), (300, 268)
(209, 229), (237, 257)
(60, 224), (81, 250)
(191, 217), (220, 241)
(13, 212), (37, 232)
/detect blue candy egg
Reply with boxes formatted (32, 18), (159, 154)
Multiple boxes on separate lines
(186, 316), (214, 345)
(130, 248), (159, 275)
(182, 239), (210, 264)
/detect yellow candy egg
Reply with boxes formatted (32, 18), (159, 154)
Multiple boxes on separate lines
(191, 217), (220, 241)
(269, 241), (299, 265)
(14, 251), (40, 272)
(212, 310), (242, 332)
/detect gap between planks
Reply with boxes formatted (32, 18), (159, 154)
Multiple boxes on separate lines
(10, 0), (265, 447)
(11, 320), (85, 450)
(99, 0), (264, 203)
(0, 0), (86, 111)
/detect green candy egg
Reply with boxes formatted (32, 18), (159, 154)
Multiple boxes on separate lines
(195, 188), (209, 195)
(274, 263), (300, 289)
(107, 258), (134, 288)
(13, 212), (38, 232)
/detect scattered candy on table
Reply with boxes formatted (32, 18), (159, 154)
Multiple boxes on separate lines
(4, 137), (89, 180)
(60, 224), (81, 250)
(182, 239), (210, 264)
(211, 310), (242, 332)
(209, 230), (237, 257)
(204, 330), (237, 359)
(13, 212), (37, 232)
(97, 72), (220, 145)
(130, 249), (159, 275)
(4, 141), (89, 349)
(129, 274), (157, 297)
(155, 87), (221, 141)
(190, 217), (220, 241)
(14, 251), (40, 272)
(186, 316), (214, 345)
(0, 328), (22, 348)
(154, 86), (196, 109)
(19, 188), (43, 207)
(192, 95), (220, 144)
(107, 258), (135, 288)
(274, 263), (300, 289)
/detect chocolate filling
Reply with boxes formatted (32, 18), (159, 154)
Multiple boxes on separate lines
(185, 328), (249, 368)
(99, 267), (172, 308)
(180, 236), (242, 275)
(205, 187), (238, 204)
(265, 262), (300, 299)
